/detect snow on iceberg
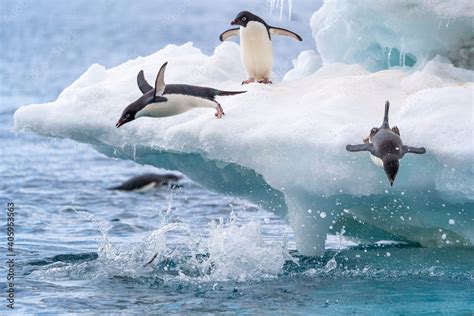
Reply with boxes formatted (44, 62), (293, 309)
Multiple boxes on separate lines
(283, 50), (322, 81)
(311, 0), (474, 71)
(13, 41), (473, 255)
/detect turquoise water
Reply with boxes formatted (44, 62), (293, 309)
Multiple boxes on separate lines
(1, 1), (472, 314)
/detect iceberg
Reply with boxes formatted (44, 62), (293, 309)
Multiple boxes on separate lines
(311, 0), (474, 71)
(13, 2), (473, 256)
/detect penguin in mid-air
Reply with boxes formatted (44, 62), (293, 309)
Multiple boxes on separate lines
(346, 101), (426, 186)
(219, 11), (302, 85)
(115, 62), (246, 128)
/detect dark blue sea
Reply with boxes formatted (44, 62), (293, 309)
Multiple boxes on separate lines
(0, 0), (472, 314)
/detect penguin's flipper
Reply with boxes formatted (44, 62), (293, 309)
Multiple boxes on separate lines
(219, 28), (240, 41)
(269, 27), (302, 41)
(154, 62), (168, 97)
(346, 143), (374, 153)
(137, 70), (153, 94)
(402, 145), (426, 155)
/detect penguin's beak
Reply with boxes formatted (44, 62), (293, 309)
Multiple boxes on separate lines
(231, 19), (237, 25)
(115, 118), (127, 128)
(387, 172), (397, 186)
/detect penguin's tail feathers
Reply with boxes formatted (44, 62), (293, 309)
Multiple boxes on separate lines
(216, 90), (247, 97)
(383, 100), (390, 127)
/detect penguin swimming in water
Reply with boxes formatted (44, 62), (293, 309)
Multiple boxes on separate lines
(219, 11), (302, 85)
(346, 101), (426, 186)
(109, 173), (182, 191)
(116, 62), (246, 128)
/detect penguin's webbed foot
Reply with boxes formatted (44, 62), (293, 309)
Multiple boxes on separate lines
(241, 78), (255, 85)
(215, 103), (225, 119)
(257, 78), (272, 84)
(392, 126), (400, 136)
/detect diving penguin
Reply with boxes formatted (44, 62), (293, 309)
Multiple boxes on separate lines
(116, 62), (246, 128)
(219, 11), (302, 85)
(108, 173), (182, 191)
(346, 101), (426, 186)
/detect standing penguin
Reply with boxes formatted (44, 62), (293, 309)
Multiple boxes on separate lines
(219, 11), (302, 85)
(346, 101), (426, 186)
(115, 62), (246, 128)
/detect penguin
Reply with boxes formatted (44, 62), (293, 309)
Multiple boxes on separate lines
(346, 101), (426, 186)
(219, 11), (302, 85)
(109, 173), (182, 191)
(115, 62), (246, 128)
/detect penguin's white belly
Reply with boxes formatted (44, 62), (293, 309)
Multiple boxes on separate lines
(370, 154), (384, 168)
(136, 94), (216, 118)
(134, 182), (157, 192)
(240, 22), (273, 80)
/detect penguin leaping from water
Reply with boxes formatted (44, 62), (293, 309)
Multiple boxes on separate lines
(116, 62), (246, 128)
(346, 101), (426, 186)
(219, 11), (302, 85)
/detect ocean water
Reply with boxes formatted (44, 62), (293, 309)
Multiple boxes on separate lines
(1, 0), (473, 314)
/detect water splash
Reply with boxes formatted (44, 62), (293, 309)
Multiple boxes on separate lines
(31, 208), (473, 286)
(201, 213), (294, 281)
(37, 210), (293, 283)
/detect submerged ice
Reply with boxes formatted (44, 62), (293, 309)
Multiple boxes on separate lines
(13, 1), (473, 256)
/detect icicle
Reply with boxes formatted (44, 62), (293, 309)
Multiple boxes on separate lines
(288, 0), (293, 21)
(279, 0), (284, 21)
(381, 47), (386, 69)
(269, 0), (293, 21)
(269, 0), (274, 16)
(399, 49), (402, 67)
(388, 47), (392, 68)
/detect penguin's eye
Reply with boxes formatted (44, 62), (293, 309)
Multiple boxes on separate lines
(125, 113), (130, 118)
(242, 16), (247, 21)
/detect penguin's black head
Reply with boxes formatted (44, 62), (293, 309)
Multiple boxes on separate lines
(116, 104), (138, 128)
(231, 11), (261, 27)
(116, 93), (154, 128)
(382, 154), (399, 186)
